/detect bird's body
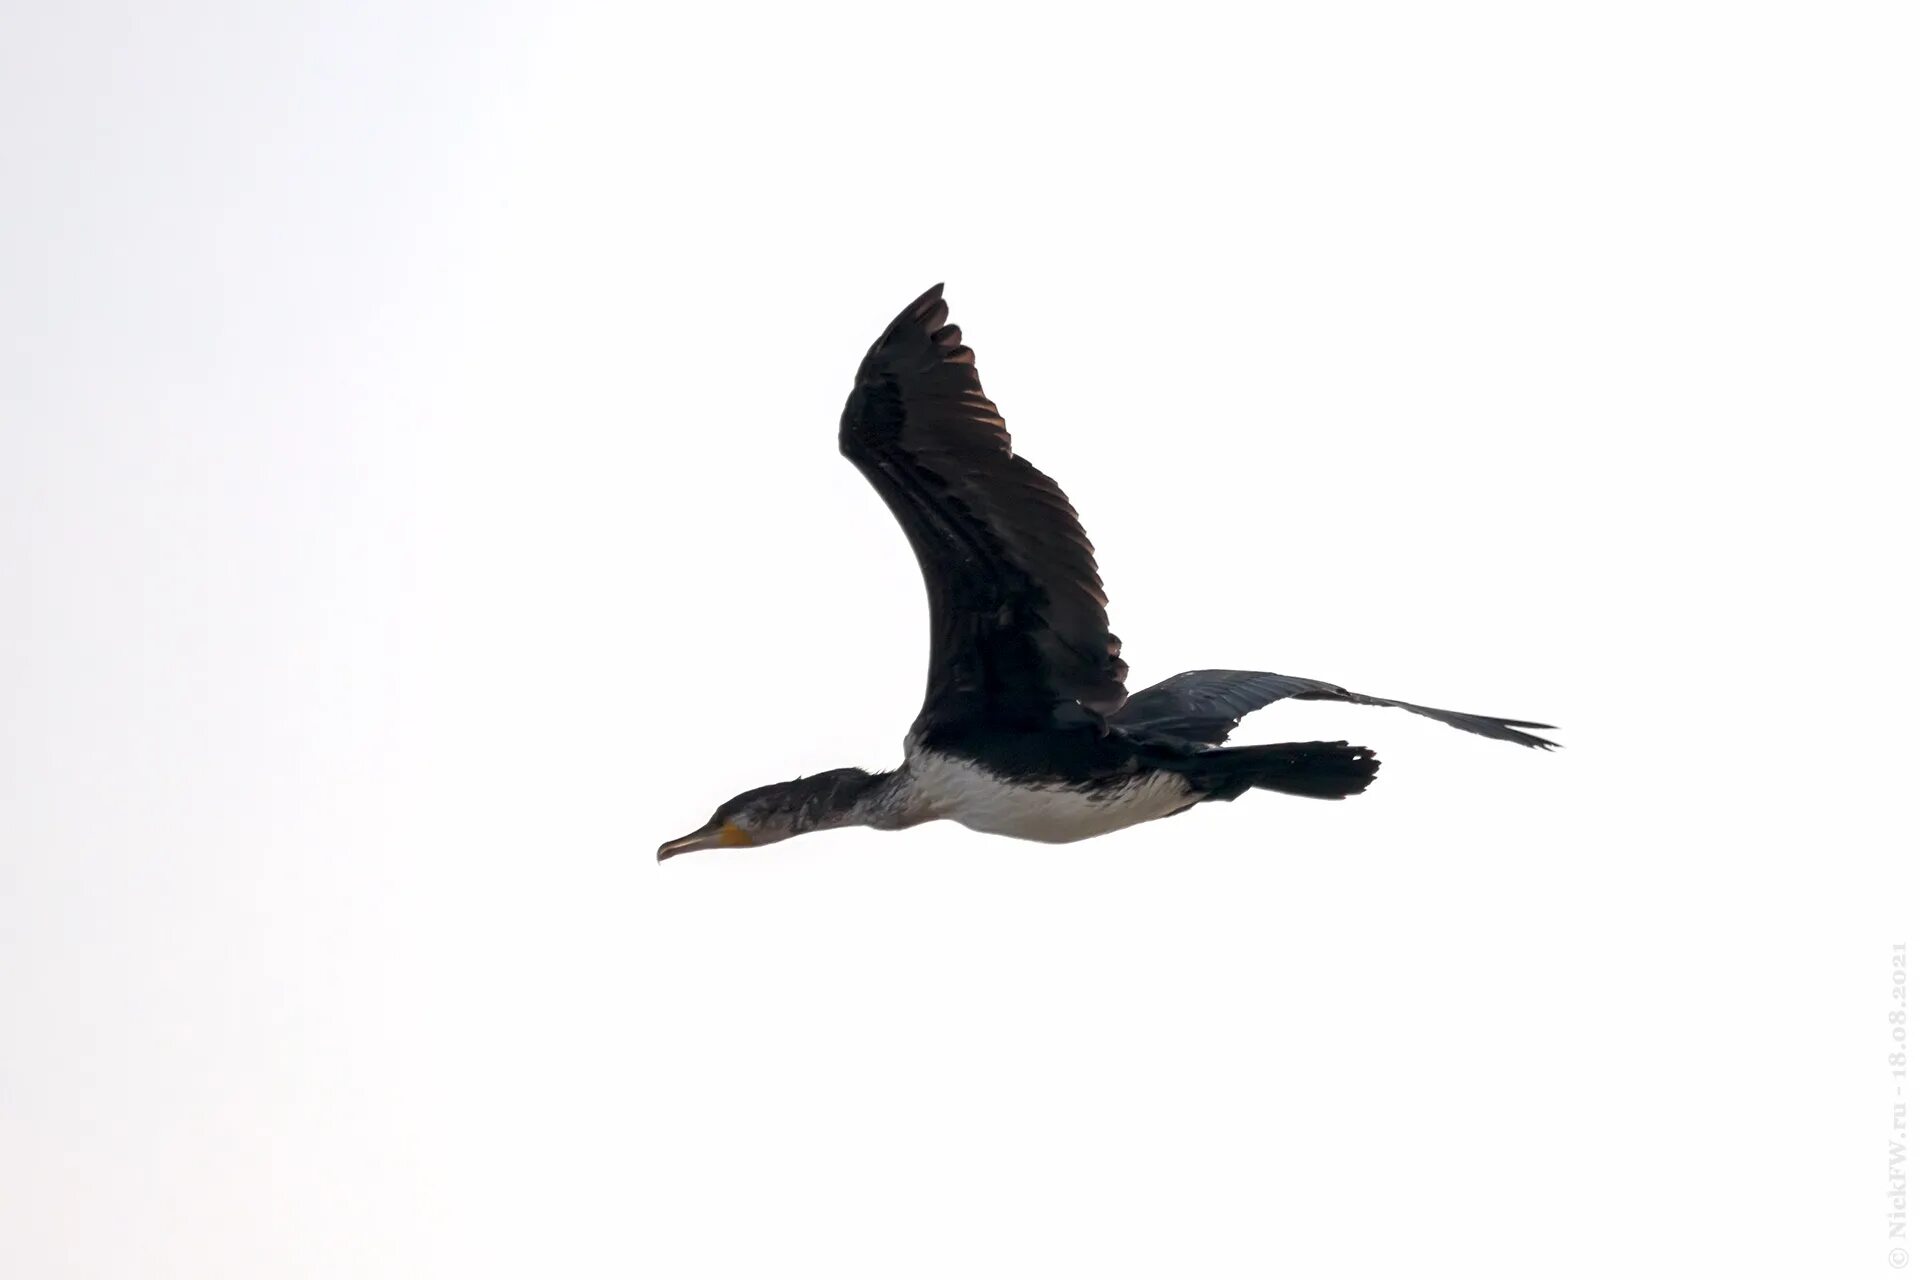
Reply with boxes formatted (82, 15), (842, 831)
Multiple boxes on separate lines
(658, 286), (1554, 860)
(899, 741), (1201, 844)
(785, 744), (1201, 844)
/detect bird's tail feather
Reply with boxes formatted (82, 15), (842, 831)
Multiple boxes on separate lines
(1177, 741), (1380, 802)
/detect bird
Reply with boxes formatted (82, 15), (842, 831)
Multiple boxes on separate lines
(657, 285), (1554, 860)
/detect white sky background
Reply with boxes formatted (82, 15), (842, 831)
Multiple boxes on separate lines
(3, 2), (1916, 1276)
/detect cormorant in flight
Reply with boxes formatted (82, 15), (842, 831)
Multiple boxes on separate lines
(658, 286), (1553, 859)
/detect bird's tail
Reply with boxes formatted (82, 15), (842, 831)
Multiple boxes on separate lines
(1176, 741), (1380, 802)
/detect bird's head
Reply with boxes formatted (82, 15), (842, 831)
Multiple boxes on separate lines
(656, 768), (882, 861)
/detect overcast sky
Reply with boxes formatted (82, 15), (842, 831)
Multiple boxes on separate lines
(3, 3), (1916, 1277)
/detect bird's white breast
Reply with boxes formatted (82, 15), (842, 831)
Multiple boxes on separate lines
(901, 749), (1197, 844)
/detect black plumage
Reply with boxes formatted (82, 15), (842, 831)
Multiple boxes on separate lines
(839, 284), (1127, 731)
(657, 285), (1553, 860)
(1112, 670), (1557, 749)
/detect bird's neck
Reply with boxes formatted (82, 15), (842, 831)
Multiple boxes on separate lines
(816, 767), (921, 833)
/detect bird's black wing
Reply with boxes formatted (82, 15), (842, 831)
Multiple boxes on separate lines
(1111, 669), (1558, 749)
(840, 285), (1127, 733)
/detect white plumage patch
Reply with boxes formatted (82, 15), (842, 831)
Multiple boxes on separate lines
(901, 749), (1197, 844)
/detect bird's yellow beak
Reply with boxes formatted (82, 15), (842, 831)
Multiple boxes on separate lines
(656, 820), (753, 861)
